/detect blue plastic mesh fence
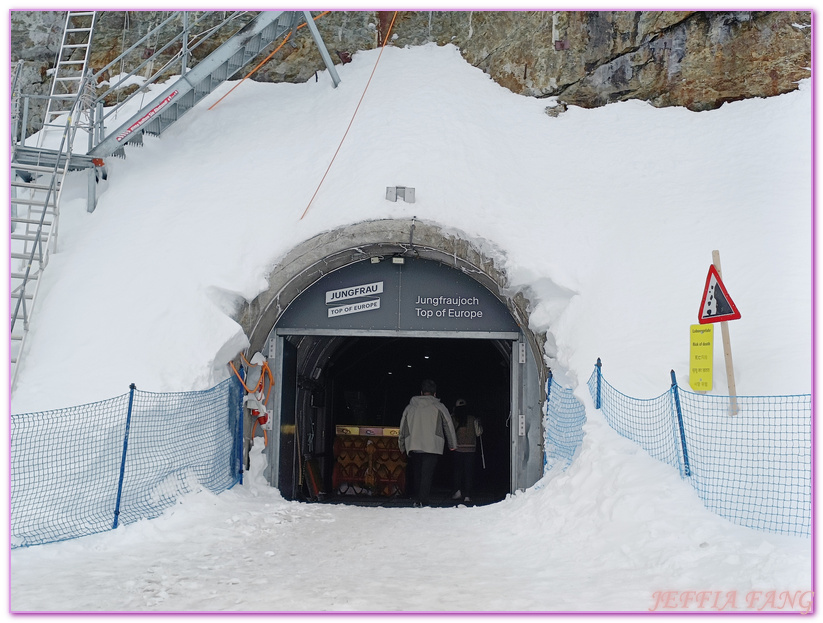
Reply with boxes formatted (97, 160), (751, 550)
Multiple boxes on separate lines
(586, 369), (682, 473)
(677, 389), (811, 537)
(543, 375), (587, 472)
(11, 393), (131, 548)
(11, 377), (244, 548)
(586, 365), (811, 537)
(116, 379), (245, 527)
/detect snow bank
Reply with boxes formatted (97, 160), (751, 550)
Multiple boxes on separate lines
(11, 43), (811, 412)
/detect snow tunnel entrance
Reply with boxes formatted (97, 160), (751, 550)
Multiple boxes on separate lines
(251, 251), (545, 507)
(267, 334), (514, 506)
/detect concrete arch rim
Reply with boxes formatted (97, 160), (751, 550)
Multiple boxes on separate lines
(240, 218), (548, 395)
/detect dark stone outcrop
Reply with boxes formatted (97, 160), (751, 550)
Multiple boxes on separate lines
(11, 9), (811, 134)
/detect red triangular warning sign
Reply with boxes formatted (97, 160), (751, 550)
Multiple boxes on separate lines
(698, 264), (741, 324)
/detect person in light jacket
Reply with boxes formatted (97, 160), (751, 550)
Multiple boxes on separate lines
(450, 398), (483, 504)
(398, 379), (457, 507)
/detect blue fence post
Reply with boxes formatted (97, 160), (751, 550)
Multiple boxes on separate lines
(669, 370), (691, 477)
(544, 370), (553, 471)
(113, 383), (136, 529)
(236, 374), (245, 485)
(595, 358), (602, 409)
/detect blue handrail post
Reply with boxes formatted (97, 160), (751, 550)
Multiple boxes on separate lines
(113, 383), (136, 529)
(670, 370), (691, 477)
(595, 358), (602, 409)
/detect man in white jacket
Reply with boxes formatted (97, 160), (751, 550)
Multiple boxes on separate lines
(398, 379), (457, 507)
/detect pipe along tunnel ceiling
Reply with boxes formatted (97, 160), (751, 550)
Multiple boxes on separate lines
(239, 221), (548, 506)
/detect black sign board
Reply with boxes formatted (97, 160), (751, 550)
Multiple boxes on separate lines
(276, 258), (519, 334)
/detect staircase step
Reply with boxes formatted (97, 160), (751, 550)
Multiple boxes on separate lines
(11, 233), (45, 242)
(18, 212), (57, 222)
(10, 218), (53, 227)
(11, 181), (60, 192)
(12, 163), (61, 174)
(41, 120), (73, 129)
(11, 271), (41, 280)
(10, 196), (57, 207)
(11, 251), (47, 261)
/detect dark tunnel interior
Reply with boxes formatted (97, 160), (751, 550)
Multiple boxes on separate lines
(285, 336), (513, 506)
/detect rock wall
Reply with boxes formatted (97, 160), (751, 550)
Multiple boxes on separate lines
(11, 9), (812, 132)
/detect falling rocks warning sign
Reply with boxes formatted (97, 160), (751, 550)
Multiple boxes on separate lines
(698, 264), (741, 324)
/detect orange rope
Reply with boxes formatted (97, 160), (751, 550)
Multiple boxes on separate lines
(300, 10), (398, 220)
(229, 356), (274, 402)
(229, 361), (254, 393)
(209, 11), (330, 111)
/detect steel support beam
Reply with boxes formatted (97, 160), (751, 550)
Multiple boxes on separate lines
(302, 10), (341, 88)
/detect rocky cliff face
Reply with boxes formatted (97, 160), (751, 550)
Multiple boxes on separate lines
(11, 9), (811, 131)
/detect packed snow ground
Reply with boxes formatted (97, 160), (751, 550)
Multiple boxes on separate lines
(9, 41), (812, 615)
(10, 422), (812, 614)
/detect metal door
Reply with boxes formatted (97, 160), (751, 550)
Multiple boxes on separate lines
(267, 336), (298, 495)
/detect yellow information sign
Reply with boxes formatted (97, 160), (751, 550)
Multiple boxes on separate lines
(689, 324), (713, 391)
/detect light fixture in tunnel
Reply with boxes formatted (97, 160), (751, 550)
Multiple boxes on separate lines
(392, 256), (405, 265)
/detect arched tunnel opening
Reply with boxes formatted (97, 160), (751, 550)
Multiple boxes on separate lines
(270, 335), (513, 506)
(243, 230), (549, 507)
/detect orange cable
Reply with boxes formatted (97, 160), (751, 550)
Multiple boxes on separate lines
(300, 11), (398, 220)
(229, 360), (254, 393)
(229, 357), (273, 400)
(209, 11), (330, 111)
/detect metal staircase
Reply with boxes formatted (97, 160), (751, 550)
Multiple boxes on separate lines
(89, 10), (339, 159)
(11, 92), (90, 389)
(10, 10), (341, 391)
(39, 11), (96, 147)
(10, 12), (97, 388)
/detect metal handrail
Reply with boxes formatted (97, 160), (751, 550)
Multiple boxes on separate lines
(11, 76), (86, 337)
(88, 11), (184, 84)
(180, 11), (254, 57)
(11, 60), (24, 147)
(90, 11), (253, 132)
(11, 59), (24, 93)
